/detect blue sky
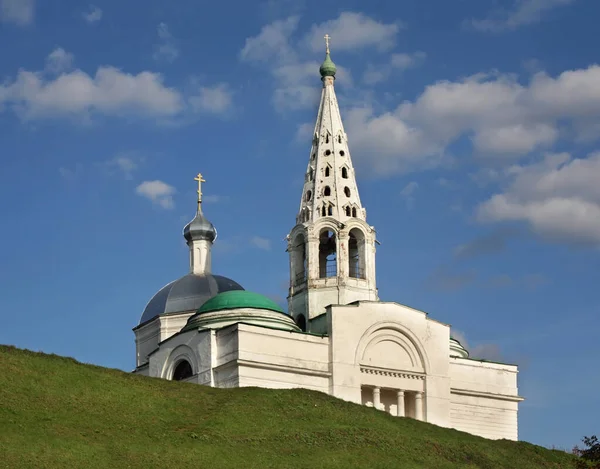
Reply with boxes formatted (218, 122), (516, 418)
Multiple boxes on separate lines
(1, 0), (599, 450)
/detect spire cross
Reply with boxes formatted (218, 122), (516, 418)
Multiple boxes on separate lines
(194, 172), (206, 207)
(324, 34), (331, 54)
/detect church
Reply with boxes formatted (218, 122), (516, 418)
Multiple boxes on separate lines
(132, 38), (523, 441)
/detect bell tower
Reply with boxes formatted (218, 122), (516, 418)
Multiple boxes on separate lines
(287, 35), (378, 332)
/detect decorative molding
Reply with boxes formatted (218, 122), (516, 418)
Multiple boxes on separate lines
(360, 365), (425, 380)
(451, 387), (525, 402)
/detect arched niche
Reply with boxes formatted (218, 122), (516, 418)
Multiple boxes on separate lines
(355, 323), (429, 374)
(163, 344), (198, 380)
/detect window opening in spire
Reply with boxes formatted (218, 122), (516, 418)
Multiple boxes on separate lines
(342, 167), (348, 178)
(173, 360), (193, 381)
(352, 207), (357, 217)
(338, 135), (342, 144)
(345, 206), (351, 216)
(324, 186), (331, 196)
(319, 229), (337, 278)
(325, 149), (331, 156)
(349, 228), (366, 279)
(326, 134), (330, 144)
(344, 187), (351, 197)
(306, 190), (312, 202)
(327, 205), (333, 216)
(325, 167), (330, 177)
(321, 205), (326, 217)
(340, 150), (345, 156)
(292, 233), (307, 285)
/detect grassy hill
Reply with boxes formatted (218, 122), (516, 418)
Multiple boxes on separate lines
(0, 345), (576, 469)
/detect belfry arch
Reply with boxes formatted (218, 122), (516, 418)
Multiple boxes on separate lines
(319, 229), (337, 278)
(348, 228), (366, 279)
(292, 233), (307, 285)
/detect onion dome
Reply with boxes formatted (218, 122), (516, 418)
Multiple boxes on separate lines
(183, 211), (217, 243)
(182, 290), (300, 332)
(319, 52), (337, 78)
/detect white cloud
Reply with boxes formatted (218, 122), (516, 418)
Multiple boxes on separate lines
(189, 84), (233, 114)
(104, 152), (142, 179)
(0, 0), (34, 25)
(363, 51), (426, 85)
(83, 5), (102, 23)
(305, 12), (401, 52)
(469, 0), (575, 32)
(153, 23), (179, 62)
(477, 152), (600, 245)
(399, 181), (418, 209)
(344, 64), (600, 175)
(250, 236), (271, 251)
(0, 48), (229, 121)
(240, 16), (299, 63)
(0, 66), (183, 120)
(45, 48), (74, 74)
(136, 180), (175, 209)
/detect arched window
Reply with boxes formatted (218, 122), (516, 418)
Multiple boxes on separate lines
(319, 229), (337, 278)
(296, 314), (307, 332)
(338, 135), (342, 144)
(344, 187), (351, 197)
(306, 190), (312, 202)
(321, 205), (326, 217)
(325, 166), (330, 177)
(324, 186), (331, 196)
(292, 233), (307, 285)
(342, 167), (348, 179)
(326, 134), (330, 144)
(345, 206), (351, 216)
(352, 207), (357, 217)
(327, 205), (333, 216)
(348, 228), (366, 279)
(308, 168), (314, 181)
(173, 360), (193, 381)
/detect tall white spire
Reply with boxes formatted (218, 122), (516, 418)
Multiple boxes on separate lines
(296, 43), (365, 225)
(287, 36), (378, 331)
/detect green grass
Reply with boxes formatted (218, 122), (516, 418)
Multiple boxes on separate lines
(0, 345), (576, 469)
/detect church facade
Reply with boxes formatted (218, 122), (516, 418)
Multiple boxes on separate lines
(132, 41), (523, 441)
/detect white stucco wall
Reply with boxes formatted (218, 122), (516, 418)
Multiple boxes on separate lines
(449, 358), (522, 440)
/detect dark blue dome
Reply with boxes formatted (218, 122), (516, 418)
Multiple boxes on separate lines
(139, 273), (244, 325)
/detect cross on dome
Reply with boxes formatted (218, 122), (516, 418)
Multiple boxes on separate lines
(194, 173), (206, 209)
(324, 33), (331, 54)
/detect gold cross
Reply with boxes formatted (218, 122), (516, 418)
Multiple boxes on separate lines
(324, 34), (331, 54)
(194, 173), (206, 204)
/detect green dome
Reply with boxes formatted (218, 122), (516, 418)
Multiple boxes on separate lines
(319, 52), (337, 78)
(197, 290), (285, 315)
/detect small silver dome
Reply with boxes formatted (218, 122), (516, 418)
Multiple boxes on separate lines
(139, 273), (244, 325)
(183, 211), (217, 243)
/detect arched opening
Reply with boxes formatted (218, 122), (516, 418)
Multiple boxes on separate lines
(352, 207), (357, 217)
(319, 229), (337, 278)
(308, 168), (314, 181)
(306, 190), (312, 202)
(349, 228), (366, 279)
(296, 314), (307, 332)
(172, 360), (193, 381)
(321, 205), (326, 217)
(325, 166), (330, 177)
(292, 233), (307, 284)
(342, 167), (348, 179)
(345, 206), (351, 216)
(324, 186), (331, 196)
(327, 205), (333, 216)
(344, 187), (351, 197)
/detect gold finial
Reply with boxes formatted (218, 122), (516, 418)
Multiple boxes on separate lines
(194, 172), (206, 209)
(324, 33), (331, 54)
